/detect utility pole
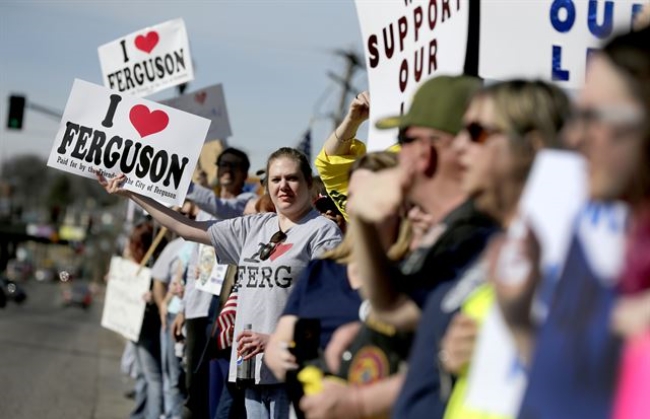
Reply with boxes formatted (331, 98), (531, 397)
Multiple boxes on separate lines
(327, 49), (364, 130)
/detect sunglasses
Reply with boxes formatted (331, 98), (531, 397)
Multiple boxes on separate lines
(464, 122), (501, 144)
(258, 230), (287, 261)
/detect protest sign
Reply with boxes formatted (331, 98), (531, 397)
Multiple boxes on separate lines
(162, 84), (232, 142)
(196, 263), (230, 296)
(101, 256), (151, 341)
(47, 79), (210, 206)
(356, 1), (645, 150)
(355, 0), (469, 151)
(479, 0), (643, 89)
(98, 18), (194, 97)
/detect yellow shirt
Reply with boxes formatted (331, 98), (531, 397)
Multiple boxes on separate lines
(443, 285), (511, 419)
(314, 139), (366, 221)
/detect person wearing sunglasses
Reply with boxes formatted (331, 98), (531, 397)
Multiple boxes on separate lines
(98, 147), (342, 419)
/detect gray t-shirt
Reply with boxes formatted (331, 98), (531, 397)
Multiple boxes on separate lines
(208, 209), (342, 384)
(150, 237), (186, 284)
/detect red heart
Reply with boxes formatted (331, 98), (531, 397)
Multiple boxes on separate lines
(270, 243), (293, 262)
(129, 105), (169, 138)
(194, 92), (207, 105)
(134, 31), (159, 54)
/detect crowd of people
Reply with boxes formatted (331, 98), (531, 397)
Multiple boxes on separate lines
(101, 22), (649, 419)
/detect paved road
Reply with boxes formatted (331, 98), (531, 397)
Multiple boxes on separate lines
(0, 280), (133, 419)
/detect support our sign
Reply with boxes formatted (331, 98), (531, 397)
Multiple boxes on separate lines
(98, 18), (194, 97)
(101, 256), (152, 342)
(356, 0), (644, 151)
(355, 0), (469, 151)
(162, 84), (233, 142)
(47, 79), (210, 206)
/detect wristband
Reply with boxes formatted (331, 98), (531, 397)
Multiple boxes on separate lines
(334, 128), (354, 143)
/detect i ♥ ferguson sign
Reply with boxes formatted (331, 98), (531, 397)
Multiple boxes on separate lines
(47, 79), (210, 206)
(98, 18), (194, 97)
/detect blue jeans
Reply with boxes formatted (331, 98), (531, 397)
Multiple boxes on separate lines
(161, 312), (185, 418)
(245, 385), (290, 419)
(131, 310), (163, 419)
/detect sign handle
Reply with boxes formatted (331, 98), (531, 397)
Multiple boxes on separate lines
(137, 227), (168, 274)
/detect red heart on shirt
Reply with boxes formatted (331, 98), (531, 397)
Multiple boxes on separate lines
(129, 105), (169, 138)
(134, 31), (159, 54)
(270, 243), (293, 262)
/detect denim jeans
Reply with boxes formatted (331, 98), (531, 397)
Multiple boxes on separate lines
(131, 309), (163, 419)
(161, 312), (185, 419)
(245, 385), (290, 419)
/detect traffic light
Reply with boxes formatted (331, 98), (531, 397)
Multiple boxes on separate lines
(7, 95), (26, 130)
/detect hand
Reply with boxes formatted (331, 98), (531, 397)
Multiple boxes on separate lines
(611, 290), (650, 338)
(324, 322), (362, 374)
(264, 340), (298, 381)
(171, 312), (185, 342)
(439, 313), (478, 374)
(96, 172), (132, 197)
(300, 379), (361, 419)
(346, 91), (370, 125)
(347, 166), (413, 224)
(236, 330), (270, 360)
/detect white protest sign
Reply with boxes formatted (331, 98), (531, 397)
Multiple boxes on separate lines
(479, 1), (642, 89)
(47, 79), (210, 206)
(196, 263), (230, 296)
(98, 18), (194, 97)
(355, 0), (469, 151)
(101, 256), (152, 341)
(518, 150), (587, 271)
(464, 305), (528, 416)
(162, 84), (232, 142)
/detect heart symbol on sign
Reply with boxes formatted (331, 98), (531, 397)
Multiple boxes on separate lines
(194, 92), (207, 105)
(270, 243), (293, 262)
(129, 105), (169, 138)
(134, 31), (159, 54)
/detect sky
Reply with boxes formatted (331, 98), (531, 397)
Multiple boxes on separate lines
(0, 0), (369, 173)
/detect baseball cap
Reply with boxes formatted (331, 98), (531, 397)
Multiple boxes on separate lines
(376, 75), (482, 135)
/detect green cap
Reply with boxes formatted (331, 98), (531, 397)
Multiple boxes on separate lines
(376, 75), (482, 135)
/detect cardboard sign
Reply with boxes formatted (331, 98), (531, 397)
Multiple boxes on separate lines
(101, 256), (151, 341)
(47, 79), (210, 206)
(355, 0), (469, 151)
(98, 18), (194, 97)
(195, 263), (230, 296)
(162, 84), (232, 142)
(479, 0), (643, 89)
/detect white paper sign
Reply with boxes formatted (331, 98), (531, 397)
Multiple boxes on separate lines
(47, 79), (210, 206)
(162, 84), (232, 142)
(101, 256), (152, 341)
(479, 1), (643, 89)
(98, 18), (194, 97)
(464, 305), (528, 416)
(518, 150), (587, 271)
(195, 263), (229, 296)
(355, 0), (469, 151)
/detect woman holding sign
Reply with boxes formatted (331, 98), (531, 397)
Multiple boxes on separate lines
(99, 147), (342, 419)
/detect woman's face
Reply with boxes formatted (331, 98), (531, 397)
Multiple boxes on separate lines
(579, 54), (646, 202)
(266, 157), (311, 217)
(453, 97), (512, 203)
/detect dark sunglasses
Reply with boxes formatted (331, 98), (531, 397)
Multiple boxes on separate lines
(258, 230), (287, 261)
(465, 122), (500, 144)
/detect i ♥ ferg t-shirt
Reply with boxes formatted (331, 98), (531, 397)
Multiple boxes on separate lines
(207, 209), (342, 384)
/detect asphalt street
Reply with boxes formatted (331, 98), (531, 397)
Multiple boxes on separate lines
(0, 280), (133, 419)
